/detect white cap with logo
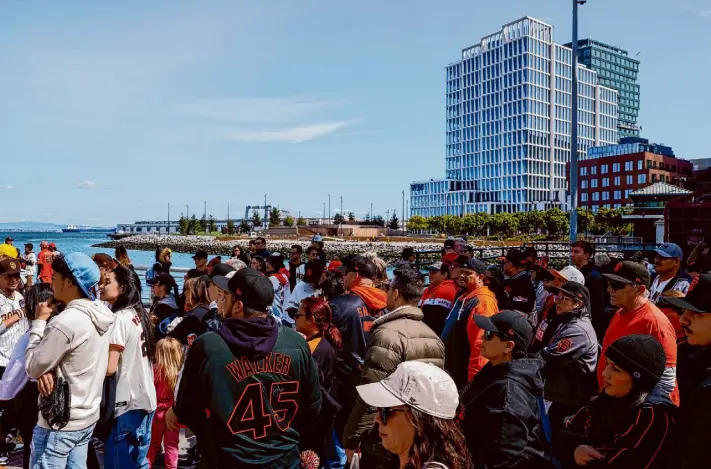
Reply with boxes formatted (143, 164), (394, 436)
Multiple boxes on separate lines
(356, 361), (459, 419)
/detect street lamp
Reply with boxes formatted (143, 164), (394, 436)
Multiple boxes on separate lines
(569, 0), (586, 243)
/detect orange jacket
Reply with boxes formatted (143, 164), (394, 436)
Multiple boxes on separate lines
(465, 285), (500, 381)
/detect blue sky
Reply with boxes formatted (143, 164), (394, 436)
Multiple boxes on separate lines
(1, 0), (709, 226)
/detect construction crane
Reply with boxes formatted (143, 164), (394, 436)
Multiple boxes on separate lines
(244, 205), (272, 228)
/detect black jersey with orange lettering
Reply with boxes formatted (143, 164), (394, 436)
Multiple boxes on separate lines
(174, 315), (321, 469)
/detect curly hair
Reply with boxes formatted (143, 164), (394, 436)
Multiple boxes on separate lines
(404, 408), (473, 469)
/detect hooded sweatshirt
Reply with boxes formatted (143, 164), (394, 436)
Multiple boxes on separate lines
(25, 298), (115, 431)
(174, 315), (321, 469)
(348, 284), (388, 334)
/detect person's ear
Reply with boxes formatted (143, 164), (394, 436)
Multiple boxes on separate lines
(504, 340), (515, 355)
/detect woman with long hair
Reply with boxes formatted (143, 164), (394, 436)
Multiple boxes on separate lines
(147, 338), (183, 469)
(167, 276), (211, 345)
(250, 256), (267, 275)
(295, 297), (345, 467)
(231, 245), (251, 265)
(114, 246), (134, 271)
(554, 335), (676, 469)
(99, 265), (157, 469)
(356, 361), (473, 469)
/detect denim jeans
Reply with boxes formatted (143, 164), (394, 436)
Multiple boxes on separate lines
(30, 423), (96, 469)
(104, 409), (154, 469)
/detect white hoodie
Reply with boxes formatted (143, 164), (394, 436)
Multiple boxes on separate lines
(25, 298), (115, 431)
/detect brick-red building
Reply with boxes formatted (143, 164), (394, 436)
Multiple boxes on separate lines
(568, 138), (693, 212)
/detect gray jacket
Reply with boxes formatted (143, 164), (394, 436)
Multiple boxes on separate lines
(540, 313), (599, 407)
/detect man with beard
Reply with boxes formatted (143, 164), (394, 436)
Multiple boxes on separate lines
(664, 274), (711, 468)
(648, 243), (691, 305)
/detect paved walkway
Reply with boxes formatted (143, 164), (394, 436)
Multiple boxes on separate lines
(4, 431), (195, 469)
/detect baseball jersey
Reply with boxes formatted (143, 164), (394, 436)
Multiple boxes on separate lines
(109, 308), (157, 417)
(22, 252), (37, 278)
(0, 291), (29, 368)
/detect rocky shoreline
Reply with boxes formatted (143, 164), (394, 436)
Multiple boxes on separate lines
(93, 234), (580, 265)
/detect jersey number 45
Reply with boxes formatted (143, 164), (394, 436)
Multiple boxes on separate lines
(228, 381), (300, 440)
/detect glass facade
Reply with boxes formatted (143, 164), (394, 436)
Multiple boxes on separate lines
(571, 39), (640, 138)
(411, 17), (619, 217)
(588, 136), (675, 159)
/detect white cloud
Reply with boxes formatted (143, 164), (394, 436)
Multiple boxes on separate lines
(227, 121), (354, 143)
(76, 180), (96, 189)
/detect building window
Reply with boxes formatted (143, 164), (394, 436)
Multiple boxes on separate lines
(614, 190), (622, 199)
(652, 174), (657, 182)
(625, 161), (633, 171)
(581, 193), (588, 202)
(581, 180), (588, 189)
(592, 192), (600, 201)
(627, 175), (633, 185)
(601, 164), (609, 174)
(602, 178), (610, 187)
(591, 166), (597, 175)
(625, 189), (631, 199)
(581, 167), (588, 176)
(602, 191), (609, 201)
(613, 163), (621, 173)
(638, 174), (647, 184)
(591, 179), (598, 188)
(614, 176), (621, 185)
(638, 160), (643, 170)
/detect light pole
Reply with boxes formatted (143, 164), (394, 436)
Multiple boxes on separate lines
(340, 196), (343, 237)
(328, 194), (331, 225)
(370, 202), (373, 222)
(569, 0), (586, 243)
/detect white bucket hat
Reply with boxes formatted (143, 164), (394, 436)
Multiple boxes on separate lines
(356, 361), (458, 419)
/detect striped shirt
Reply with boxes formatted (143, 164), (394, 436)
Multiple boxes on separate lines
(0, 291), (29, 368)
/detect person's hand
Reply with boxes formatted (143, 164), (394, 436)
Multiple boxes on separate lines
(3, 312), (21, 327)
(38, 373), (55, 397)
(574, 445), (604, 465)
(35, 300), (54, 322)
(165, 406), (180, 431)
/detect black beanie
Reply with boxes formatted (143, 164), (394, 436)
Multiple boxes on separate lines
(606, 335), (666, 391)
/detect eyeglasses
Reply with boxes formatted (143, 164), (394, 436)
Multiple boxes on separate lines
(378, 407), (407, 425)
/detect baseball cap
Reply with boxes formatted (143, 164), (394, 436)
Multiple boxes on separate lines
(474, 310), (534, 351)
(356, 361), (459, 419)
(327, 260), (343, 272)
(223, 268), (275, 311)
(654, 243), (683, 259)
(49, 243), (56, 249)
(548, 265), (585, 285)
(24, 243), (33, 250)
(606, 335), (666, 390)
(503, 249), (528, 268)
(92, 253), (116, 270)
(192, 250), (208, 260)
(444, 239), (455, 249)
(441, 252), (458, 265)
(312, 234), (323, 243)
(210, 263), (236, 279)
(64, 252), (101, 301)
(602, 260), (651, 288)
(0, 258), (21, 275)
(148, 273), (177, 287)
(460, 257), (488, 275)
(4, 237), (13, 243)
(212, 271), (238, 293)
(551, 281), (591, 312)
(663, 273), (711, 313)
(345, 255), (376, 280)
(427, 262), (445, 272)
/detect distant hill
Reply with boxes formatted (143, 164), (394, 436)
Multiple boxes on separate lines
(0, 221), (66, 232)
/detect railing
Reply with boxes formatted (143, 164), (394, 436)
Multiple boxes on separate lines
(133, 265), (190, 305)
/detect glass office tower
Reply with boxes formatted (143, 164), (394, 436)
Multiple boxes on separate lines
(410, 17), (619, 216)
(572, 39), (640, 138)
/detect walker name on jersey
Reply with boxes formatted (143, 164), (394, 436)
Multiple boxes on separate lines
(225, 352), (293, 382)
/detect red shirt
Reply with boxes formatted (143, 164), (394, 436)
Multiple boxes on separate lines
(598, 299), (679, 405)
(37, 249), (53, 283)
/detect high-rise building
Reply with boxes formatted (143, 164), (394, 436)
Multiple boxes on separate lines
(410, 17), (619, 217)
(570, 39), (641, 138)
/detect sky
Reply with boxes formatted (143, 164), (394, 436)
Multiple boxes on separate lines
(1, 0), (709, 226)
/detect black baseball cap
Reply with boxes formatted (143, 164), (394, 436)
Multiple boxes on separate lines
(504, 249), (528, 268)
(209, 263), (236, 279)
(551, 281), (591, 312)
(148, 273), (177, 287)
(602, 260), (651, 288)
(343, 255), (376, 280)
(444, 239), (455, 249)
(304, 259), (327, 283)
(459, 257), (488, 275)
(217, 268), (274, 311)
(192, 250), (208, 260)
(0, 258), (21, 275)
(24, 243), (33, 249)
(474, 310), (534, 351)
(4, 237), (13, 243)
(663, 274), (711, 313)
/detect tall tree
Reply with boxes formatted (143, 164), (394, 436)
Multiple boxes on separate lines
(269, 207), (281, 226)
(463, 213), (490, 237)
(576, 207), (595, 236)
(226, 219), (236, 235)
(296, 216), (306, 226)
(348, 212), (356, 222)
(178, 216), (189, 235)
(544, 208), (569, 239)
(388, 212), (400, 230)
(372, 215), (385, 227)
(208, 215), (217, 233)
(188, 214), (199, 235)
(489, 213), (519, 239)
(333, 213), (345, 225)
(199, 214), (208, 233)
(252, 212), (262, 228)
(407, 215), (428, 232)
(239, 219), (250, 233)
(283, 216), (295, 227)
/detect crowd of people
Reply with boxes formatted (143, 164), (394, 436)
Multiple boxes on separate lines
(0, 233), (710, 469)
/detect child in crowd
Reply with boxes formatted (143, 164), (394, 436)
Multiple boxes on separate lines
(148, 338), (183, 469)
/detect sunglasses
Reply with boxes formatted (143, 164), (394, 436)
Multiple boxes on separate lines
(484, 330), (514, 342)
(607, 280), (632, 291)
(378, 407), (407, 425)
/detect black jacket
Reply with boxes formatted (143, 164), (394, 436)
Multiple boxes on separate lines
(540, 312), (599, 407)
(579, 263), (610, 340)
(168, 305), (211, 345)
(503, 271), (536, 315)
(676, 342), (711, 469)
(458, 357), (554, 469)
(553, 392), (676, 469)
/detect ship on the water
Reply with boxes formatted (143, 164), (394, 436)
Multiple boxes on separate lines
(62, 224), (116, 234)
